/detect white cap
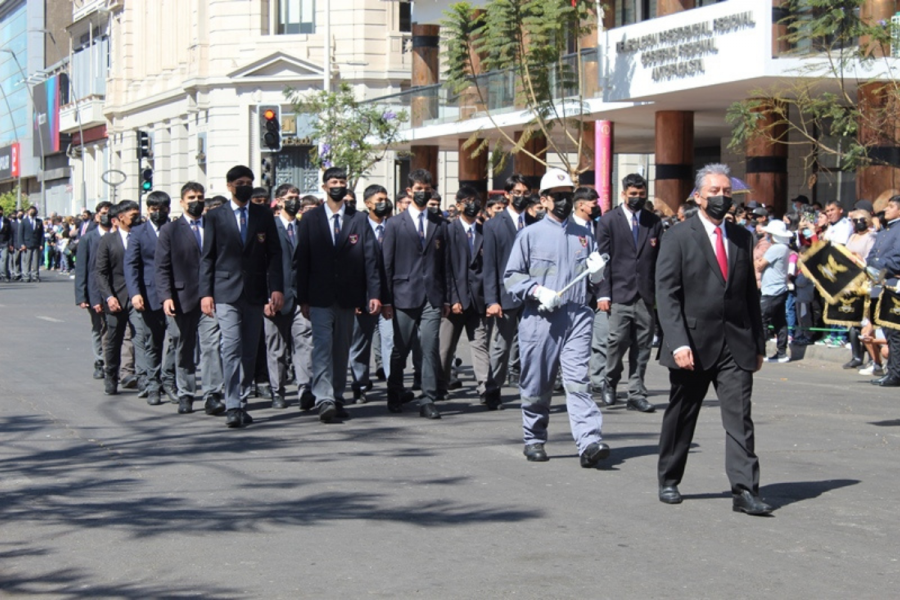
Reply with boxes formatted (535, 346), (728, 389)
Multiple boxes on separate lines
(762, 220), (792, 242)
(539, 168), (574, 192)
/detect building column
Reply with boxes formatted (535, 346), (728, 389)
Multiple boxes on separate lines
(746, 101), (788, 216)
(578, 121), (596, 186)
(411, 23), (440, 182)
(654, 111), (694, 214)
(656, 0), (694, 17)
(513, 131), (546, 191)
(458, 139), (488, 199)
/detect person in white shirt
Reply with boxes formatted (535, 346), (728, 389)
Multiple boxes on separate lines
(823, 200), (853, 246)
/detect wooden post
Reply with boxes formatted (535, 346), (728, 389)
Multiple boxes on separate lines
(746, 101), (788, 216)
(654, 111), (694, 214)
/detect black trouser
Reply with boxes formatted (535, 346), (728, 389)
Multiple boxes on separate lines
(760, 292), (788, 356)
(104, 305), (135, 382)
(658, 344), (760, 494)
(885, 328), (900, 380)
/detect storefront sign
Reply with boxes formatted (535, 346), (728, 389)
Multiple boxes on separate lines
(0, 143), (20, 180)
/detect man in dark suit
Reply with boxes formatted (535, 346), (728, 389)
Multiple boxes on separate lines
(263, 183), (313, 410)
(866, 195), (900, 386)
(440, 186), (498, 409)
(74, 201), (112, 379)
(382, 168), (448, 419)
(483, 174), (533, 401)
(96, 200), (142, 395)
(157, 182), (225, 415)
(0, 206), (12, 281)
(200, 165), (284, 428)
(296, 167), (381, 422)
(655, 163), (772, 516)
(596, 173), (662, 413)
(125, 191), (171, 406)
(18, 205), (43, 282)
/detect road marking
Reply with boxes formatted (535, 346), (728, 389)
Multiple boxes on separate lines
(36, 316), (64, 323)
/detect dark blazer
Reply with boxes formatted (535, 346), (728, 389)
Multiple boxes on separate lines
(9, 218), (19, 248)
(655, 215), (765, 372)
(596, 206), (663, 305)
(95, 230), (130, 313)
(382, 208), (448, 310)
(199, 201), (284, 305)
(483, 209), (532, 310)
(124, 221), (165, 311)
(18, 217), (43, 249)
(74, 227), (102, 305)
(156, 216), (203, 314)
(273, 217), (301, 314)
(0, 216), (12, 246)
(296, 206), (380, 309)
(447, 218), (485, 314)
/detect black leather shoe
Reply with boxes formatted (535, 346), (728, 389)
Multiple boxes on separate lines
(579, 442), (611, 468)
(178, 396), (193, 414)
(93, 361), (105, 379)
(137, 387), (149, 399)
(120, 375), (138, 390)
(387, 392), (403, 413)
(659, 485), (683, 504)
(732, 490), (773, 515)
(626, 397), (656, 413)
(352, 387), (367, 405)
(163, 382), (179, 403)
(873, 376), (900, 387)
(272, 395), (288, 409)
(204, 395), (226, 416)
(375, 367), (386, 381)
(258, 384), (272, 399)
(335, 403), (350, 419)
(401, 390), (416, 404)
(225, 408), (245, 428)
(484, 390), (503, 411)
(419, 402), (441, 419)
(318, 401), (337, 423)
(146, 390), (162, 406)
(523, 443), (549, 462)
(602, 387), (617, 406)
(842, 358), (864, 369)
(299, 390), (315, 411)
(104, 378), (118, 396)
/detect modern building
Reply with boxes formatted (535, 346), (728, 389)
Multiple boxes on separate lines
(376, 0), (900, 214)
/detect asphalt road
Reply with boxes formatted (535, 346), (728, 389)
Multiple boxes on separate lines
(1, 272), (898, 599)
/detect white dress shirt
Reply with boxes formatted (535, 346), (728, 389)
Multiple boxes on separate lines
(407, 203), (427, 237)
(323, 202), (346, 245)
(230, 200), (248, 234)
(118, 227), (131, 250)
(185, 215), (204, 247)
(506, 205), (526, 230)
(823, 217), (853, 246)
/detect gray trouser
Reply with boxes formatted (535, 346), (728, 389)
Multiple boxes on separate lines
(0, 246), (9, 279)
(89, 307), (106, 362)
(439, 309), (492, 396)
(389, 303), (441, 405)
(162, 330), (176, 387)
(129, 308), (151, 390)
(198, 313), (223, 398)
(589, 307), (609, 389)
(605, 299), (654, 400)
(22, 248), (40, 280)
(264, 305), (313, 398)
(349, 311), (378, 389)
(377, 314), (394, 378)
(309, 304), (356, 405)
(167, 308), (222, 400)
(135, 308), (167, 393)
(11, 248), (21, 277)
(218, 300), (265, 410)
(373, 320), (383, 370)
(120, 322), (135, 379)
(488, 306), (521, 392)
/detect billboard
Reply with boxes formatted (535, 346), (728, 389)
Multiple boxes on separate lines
(32, 74), (70, 157)
(0, 143), (20, 180)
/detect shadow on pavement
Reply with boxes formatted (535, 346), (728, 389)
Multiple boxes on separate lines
(869, 418), (900, 427)
(760, 479), (861, 509)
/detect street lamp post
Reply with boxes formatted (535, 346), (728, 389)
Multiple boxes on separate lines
(0, 79), (22, 210)
(0, 47), (47, 216)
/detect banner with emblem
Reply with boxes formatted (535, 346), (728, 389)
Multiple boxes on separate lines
(874, 286), (900, 331)
(798, 241), (868, 303)
(823, 293), (870, 327)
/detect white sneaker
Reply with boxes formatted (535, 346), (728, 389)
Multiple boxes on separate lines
(859, 364), (884, 376)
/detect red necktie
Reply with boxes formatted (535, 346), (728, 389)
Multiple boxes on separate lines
(714, 226), (728, 280)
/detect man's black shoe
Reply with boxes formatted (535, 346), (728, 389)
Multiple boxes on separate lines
(375, 367), (386, 381)
(104, 378), (118, 396)
(92, 361), (105, 379)
(579, 442), (611, 468)
(484, 390), (503, 411)
(120, 375), (138, 390)
(602, 387), (617, 406)
(163, 382), (179, 403)
(626, 397), (656, 413)
(401, 390), (416, 403)
(225, 408), (248, 428)
(732, 490), (773, 515)
(146, 390), (162, 406)
(387, 392), (403, 413)
(272, 395), (288, 410)
(318, 400), (337, 423)
(352, 387), (367, 405)
(335, 403), (350, 419)
(419, 402), (441, 419)
(257, 383), (271, 399)
(523, 443), (549, 462)
(659, 485), (683, 504)
(842, 358), (864, 370)
(299, 390), (315, 411)
(204, 395), (226, 416)
(178, 396), (194, 414)
(137, 387), (149, 399)
(872, 376), (900, 387)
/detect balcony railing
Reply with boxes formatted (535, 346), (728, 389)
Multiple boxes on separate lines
(59, 95), (107, 134)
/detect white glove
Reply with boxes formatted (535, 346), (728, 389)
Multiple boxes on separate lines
(586, 252), (609, 283)
(535, 285), (562, 313)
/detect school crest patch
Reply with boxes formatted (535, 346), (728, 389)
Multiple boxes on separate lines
(650, 237), (658, 247)
(256, 232), (266, 243)
(579, 236), (587, 248)
(349, 234), (359, 245)
(434, 239), (441, 250)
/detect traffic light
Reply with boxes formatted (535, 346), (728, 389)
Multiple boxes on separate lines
(137, 130), (152, 160)
(261, 157), (274, 187)
(141, 167), (153, 193)
(260, 105), (281, 152)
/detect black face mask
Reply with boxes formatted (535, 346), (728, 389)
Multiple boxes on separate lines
(344, 200), (357, 215)
(149, 210), (169, 226)
(853, 219), (868, 233)
(548, 192), (574, 220)
(626, 195), (647, 212)
(462, 201), (481, 219)
(99, 213), (111, 228)
(234, 185), (254, 203)
(510, 194), (530, 212)
(130, 215), (145, 227)
(328, 186), (348, 201)
(533, 209), (546, 221)
(427, 205), (441, 217)
(412, 191), (431, 208)
(373, 201), (392, 218)
(704, 195), (733, 221)
(589, 205), (602, 220)
(282, 199), (300, 217)
(185, 201), (205, 218)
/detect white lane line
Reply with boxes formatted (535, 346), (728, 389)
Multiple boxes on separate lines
(36, 316), (64, 323)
